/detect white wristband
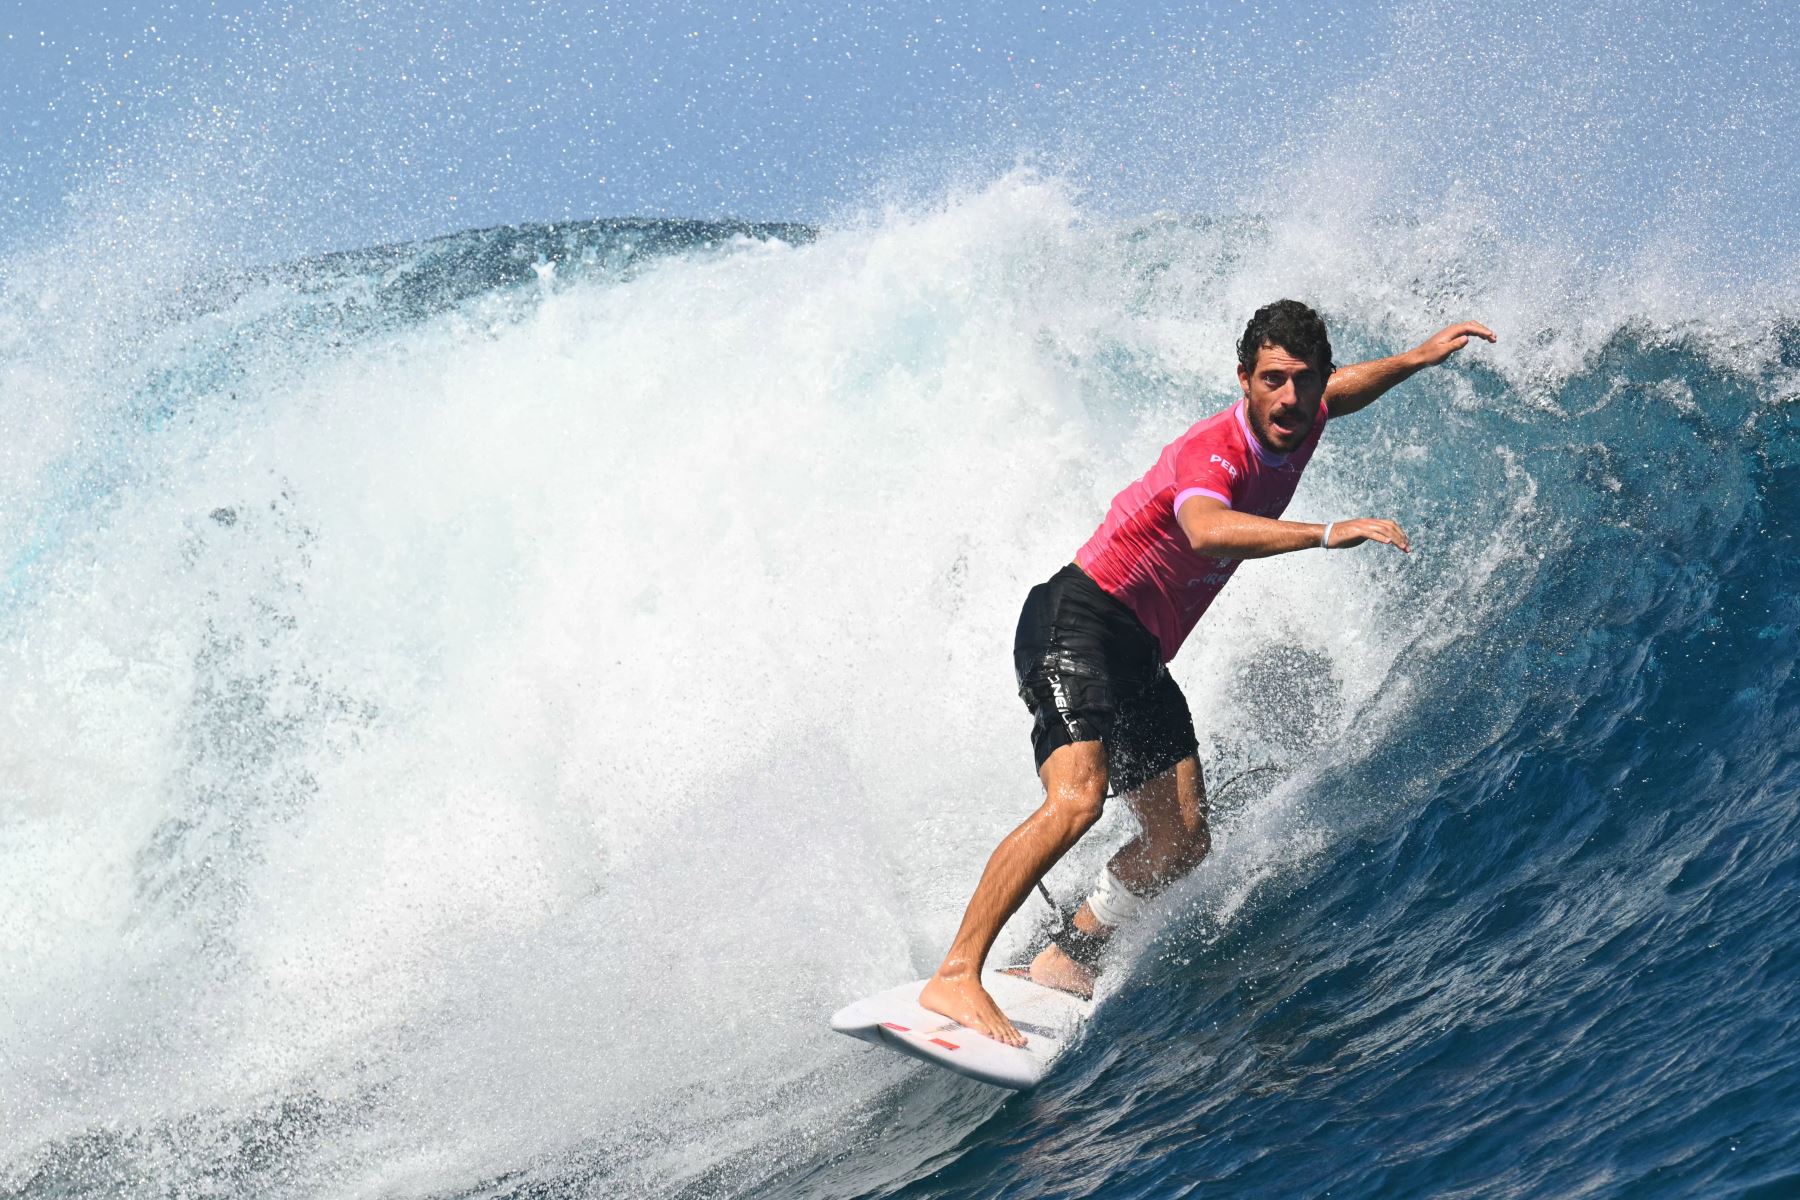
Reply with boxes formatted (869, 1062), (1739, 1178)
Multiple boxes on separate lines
(1320, 521), (1334, 550)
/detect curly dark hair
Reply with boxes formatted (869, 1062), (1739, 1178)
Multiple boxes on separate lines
(1237, 300), (1333, 375)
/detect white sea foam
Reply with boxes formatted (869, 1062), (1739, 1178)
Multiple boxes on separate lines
(1, 161), (1794, 1198)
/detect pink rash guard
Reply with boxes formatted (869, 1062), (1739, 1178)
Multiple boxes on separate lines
(1075, 398), (1329, 662)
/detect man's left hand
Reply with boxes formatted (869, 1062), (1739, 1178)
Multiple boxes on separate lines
(1413, 321), (1498, 366)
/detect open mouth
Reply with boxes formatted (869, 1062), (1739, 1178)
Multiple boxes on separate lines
(1270, 409), (1308, 437)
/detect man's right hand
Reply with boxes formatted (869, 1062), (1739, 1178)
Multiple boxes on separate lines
(1328, 518), (1411, 553)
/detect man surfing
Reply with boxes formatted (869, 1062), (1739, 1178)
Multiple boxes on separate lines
(920, 300), (1497, 1046)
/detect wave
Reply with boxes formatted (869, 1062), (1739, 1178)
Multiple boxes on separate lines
(1, 174), (1796, 1199)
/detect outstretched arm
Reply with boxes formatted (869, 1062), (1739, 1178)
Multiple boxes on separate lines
(1176, 496), (1410, 559)
(1327, 321), (1497, 417)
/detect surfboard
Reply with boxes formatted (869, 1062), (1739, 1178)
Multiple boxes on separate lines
(829, 969), (1094, 1090)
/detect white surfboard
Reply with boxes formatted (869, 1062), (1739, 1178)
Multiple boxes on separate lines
(830, 969), (1094, 1090)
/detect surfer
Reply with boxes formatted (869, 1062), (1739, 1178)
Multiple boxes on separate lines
(920, 301), (1496, 1046)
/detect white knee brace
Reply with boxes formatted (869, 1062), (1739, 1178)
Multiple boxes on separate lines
(1086, 864), (1148, 930)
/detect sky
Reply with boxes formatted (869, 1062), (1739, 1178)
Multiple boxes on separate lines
(2, 0), (1796, 270)
(0, 0), (1388, 256)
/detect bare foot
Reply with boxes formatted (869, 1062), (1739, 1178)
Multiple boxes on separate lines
(1027, 942), (1096, 1000)
(920, 967), (1025, 1047)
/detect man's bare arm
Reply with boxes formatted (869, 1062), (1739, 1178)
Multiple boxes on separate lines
(1326, 321), (1497, 417)
(1176, 497), (1411, 559)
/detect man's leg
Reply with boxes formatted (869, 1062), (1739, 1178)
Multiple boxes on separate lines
(1113, 754), (1212, 891)
(919, 740), (1109, 1046)
(1027, 755), (1209, 994)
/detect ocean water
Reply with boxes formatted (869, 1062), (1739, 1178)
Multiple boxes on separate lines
(1, 173), (1797, 1200)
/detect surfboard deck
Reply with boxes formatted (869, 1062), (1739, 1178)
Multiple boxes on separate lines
(830, 969), (1094, 1090)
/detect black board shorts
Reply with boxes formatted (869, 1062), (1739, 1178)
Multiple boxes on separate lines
(1014, 563), (1199, 796)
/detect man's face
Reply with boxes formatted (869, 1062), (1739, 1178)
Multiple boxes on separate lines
(1237, 341), (1328, 454)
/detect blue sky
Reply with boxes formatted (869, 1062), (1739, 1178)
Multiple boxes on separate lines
(0, 1), (1382, 254)
(3, 1), (1795, 270)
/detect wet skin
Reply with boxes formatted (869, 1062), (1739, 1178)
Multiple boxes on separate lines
(918, 746), (1209, 1045)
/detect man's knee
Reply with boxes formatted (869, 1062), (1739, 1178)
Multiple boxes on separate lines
(1040, 742), (1109, 833)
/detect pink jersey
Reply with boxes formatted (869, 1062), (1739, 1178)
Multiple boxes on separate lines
(1075, 398), (1329, 662)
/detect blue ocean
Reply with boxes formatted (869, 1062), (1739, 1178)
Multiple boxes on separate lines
(2, 164), (1797, 1197)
